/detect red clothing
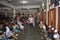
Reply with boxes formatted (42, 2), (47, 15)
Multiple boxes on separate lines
(51, 30), (54, 35)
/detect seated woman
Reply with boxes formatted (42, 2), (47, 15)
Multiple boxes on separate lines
(12, 23), (20, 36)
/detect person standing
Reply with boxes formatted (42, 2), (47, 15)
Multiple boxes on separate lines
(28, 14), (35, 29)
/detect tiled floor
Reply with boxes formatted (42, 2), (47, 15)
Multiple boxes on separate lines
(17, 25), (46, 40)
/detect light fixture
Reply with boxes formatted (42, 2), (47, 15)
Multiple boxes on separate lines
(21, 0), (28, 4)
(27, 7), (30, 9)
(8, 0), (12, 2)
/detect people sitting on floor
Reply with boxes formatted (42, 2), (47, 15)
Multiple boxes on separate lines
(39, 21), (60, 40)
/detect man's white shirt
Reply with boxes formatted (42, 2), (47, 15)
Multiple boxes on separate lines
(6, 26), (13, 37)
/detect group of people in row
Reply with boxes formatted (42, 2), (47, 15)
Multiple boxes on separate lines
(0, 15), (27, 40)
(39, 21), (60, 40)
(0, 21), (25, 40)
(0, 13), (36, 40)
(1, 13), (59, 40)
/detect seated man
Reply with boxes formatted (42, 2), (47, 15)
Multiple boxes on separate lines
(53, 30), (59, 40)
(6, 26), (17, 40)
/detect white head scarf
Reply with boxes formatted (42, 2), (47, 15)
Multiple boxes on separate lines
(54, 29), (58, 33)
(49, 26), (51, 28)
(52, 27), (54, 30)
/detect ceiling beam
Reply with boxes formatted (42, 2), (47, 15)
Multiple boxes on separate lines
(0, 7), (12, 9)
(15, 5), (40, 9)
(0, 1), (14, 8)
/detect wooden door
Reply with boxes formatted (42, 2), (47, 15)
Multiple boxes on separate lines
(51, 8), (56, 28)
(43, 12), (46, 23)
(48, 11), (51, 26)
(48, 8), (56, 28)
(58, 7), (60, 32)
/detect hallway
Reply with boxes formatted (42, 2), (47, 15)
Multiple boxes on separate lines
(17, 25), (46, 40)
(0, 0), (60, 40)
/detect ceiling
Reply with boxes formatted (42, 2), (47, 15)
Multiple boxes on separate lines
(0, 0), (42, 9)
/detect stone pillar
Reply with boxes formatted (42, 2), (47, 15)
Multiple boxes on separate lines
(13, 8), (16, 18)
(46, 0), (49, 25)
(21, 12), (22, 17)
(55, 7), (58, 31)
